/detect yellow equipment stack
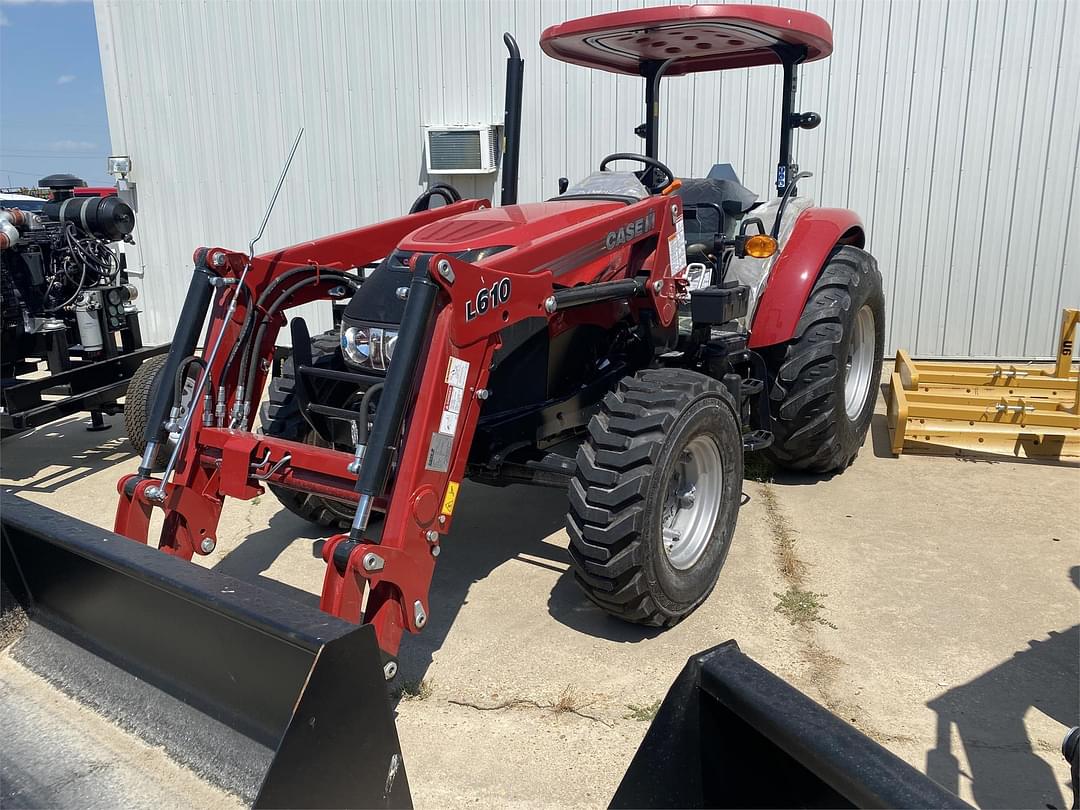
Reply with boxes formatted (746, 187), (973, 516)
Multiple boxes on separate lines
(887, 308), (1079, 460)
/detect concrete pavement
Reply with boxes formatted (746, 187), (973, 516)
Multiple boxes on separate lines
(1, 398), (1076, 808)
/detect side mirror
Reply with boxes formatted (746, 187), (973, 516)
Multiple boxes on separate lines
(792, 112), (822, 130)
(558, 177), (569, 194)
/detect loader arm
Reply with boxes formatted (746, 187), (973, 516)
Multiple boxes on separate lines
(115, 192), (682, 670)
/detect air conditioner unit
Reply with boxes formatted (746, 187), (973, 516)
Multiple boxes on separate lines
(424, 124), (500, 174)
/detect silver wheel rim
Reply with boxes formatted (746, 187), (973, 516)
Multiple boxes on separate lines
(844, 305), (875, 421)
(661, 435), (723, 570)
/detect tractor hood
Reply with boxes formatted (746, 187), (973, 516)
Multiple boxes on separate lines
(339, 199), (624, 363)
(398, 200), (624, 254)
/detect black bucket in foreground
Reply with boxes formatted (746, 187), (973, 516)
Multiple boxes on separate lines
(0, 493), (411, 809)
(612, 640), (971, 809)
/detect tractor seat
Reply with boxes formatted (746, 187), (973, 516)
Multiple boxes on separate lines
(676, 173), (758, 245)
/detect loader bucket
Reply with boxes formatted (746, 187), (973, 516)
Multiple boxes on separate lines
(612, 640), (969, 809)
(0, 493), (411, 808)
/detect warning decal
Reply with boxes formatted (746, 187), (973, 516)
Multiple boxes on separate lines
(441, 481), (460, 516)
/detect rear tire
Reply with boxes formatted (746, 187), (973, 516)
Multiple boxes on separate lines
(124, 353), (169, 465)
(565, 368), (743, 626)
(763, 245), (885, 473)
(259, 331), (355, 530)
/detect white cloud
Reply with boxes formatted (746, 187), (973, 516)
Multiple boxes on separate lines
(56, 74), (76, 85)
(49, 139), (97, 151)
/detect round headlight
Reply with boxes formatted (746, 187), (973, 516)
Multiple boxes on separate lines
(340, 325), (371, 366)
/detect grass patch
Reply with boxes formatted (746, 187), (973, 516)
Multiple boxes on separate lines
(394, 678), (434, 701)
(774, 588), (836, 629)
(743, 453), (774, 482)
(624, 699), (662, 722)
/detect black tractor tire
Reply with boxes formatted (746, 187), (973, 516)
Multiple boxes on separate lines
(566, 368), (743, 627)
(763, 245), (885, 473)
(124, 352), (169, 466)
(259, 330), (355, 530)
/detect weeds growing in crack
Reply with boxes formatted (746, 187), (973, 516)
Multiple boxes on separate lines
(760, 482), (807, 587)
(774, 587), (837, 629)
(624, 699), (662, 721)
(743, 453), (775, 483)
(395, 678), (434, 701)
(448, 685), (612, 726)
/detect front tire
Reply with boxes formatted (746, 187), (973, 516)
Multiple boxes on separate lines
(565, 368), (743, 627)
(764, 245), (885, 473)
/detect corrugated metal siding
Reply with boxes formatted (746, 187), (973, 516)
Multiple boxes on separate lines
(95, 0), (1079, 357)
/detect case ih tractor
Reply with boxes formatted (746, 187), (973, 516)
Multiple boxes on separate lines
(2, 6), (895, 806)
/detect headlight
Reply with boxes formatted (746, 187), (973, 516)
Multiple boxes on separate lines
(340, 322), (398, 371)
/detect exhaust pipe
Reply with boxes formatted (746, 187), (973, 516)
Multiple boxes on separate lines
(499, 33), (524, 206)
(1, 494), (412, 808)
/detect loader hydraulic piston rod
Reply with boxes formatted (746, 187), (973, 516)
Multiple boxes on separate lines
(139, 256), (216, 476)
(544, 278), (645, 313)
(350, 255), (440, 540)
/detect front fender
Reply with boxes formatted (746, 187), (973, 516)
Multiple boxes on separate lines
(747, 208), (865, 349)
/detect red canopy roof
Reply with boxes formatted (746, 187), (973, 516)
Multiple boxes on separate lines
(540, 4), (832, 76)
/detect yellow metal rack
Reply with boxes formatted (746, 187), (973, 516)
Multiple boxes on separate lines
(887, 309), (1079, 460)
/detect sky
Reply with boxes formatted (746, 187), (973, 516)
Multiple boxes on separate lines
(0, 0), (113, 188)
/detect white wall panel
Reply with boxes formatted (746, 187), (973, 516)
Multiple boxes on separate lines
(96, 0), (1078, 357)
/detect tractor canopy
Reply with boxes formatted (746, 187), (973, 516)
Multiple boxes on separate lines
(540, 4), (832, 75)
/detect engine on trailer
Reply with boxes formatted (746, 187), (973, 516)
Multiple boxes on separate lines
(1, 174), (138, 371)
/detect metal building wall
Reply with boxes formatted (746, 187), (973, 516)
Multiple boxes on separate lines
(95, 0), (1079, 357)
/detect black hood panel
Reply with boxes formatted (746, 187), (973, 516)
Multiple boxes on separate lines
(342, 254), (410, 325)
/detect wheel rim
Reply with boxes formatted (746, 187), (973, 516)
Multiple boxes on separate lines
(661, 435), (724, 570)
(844, 305), (876, 421)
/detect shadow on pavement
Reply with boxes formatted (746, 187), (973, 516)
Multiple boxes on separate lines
(0, 415), (135, 493)
(211, 510), (322, 609)
(925, 569), (1079, 808)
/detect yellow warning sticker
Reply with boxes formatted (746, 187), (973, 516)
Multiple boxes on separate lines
(441, 481), (460, 517)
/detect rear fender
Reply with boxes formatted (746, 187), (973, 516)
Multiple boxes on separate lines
(747, 208), (865, 349)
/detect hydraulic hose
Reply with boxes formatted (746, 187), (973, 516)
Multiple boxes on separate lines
(228, 266), (359, 417)
(237, 272), (359, 426)
(355, 383), (383, 444)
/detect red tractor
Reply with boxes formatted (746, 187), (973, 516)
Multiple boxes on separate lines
(0, 6), (902, 804)
(112, 4), (884, 672)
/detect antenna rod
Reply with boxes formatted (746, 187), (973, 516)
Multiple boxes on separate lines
(147, 128), (305, 500)
(249, 127), (304, 257)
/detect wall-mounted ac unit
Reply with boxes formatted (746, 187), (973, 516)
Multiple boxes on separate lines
(423, 124), (499, 174)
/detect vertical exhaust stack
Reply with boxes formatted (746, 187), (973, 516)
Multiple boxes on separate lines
(500, 33), (524, 206)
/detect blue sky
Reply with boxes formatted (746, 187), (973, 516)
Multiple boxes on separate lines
(0, 0), (112, 187)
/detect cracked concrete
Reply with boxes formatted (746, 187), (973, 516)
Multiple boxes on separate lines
(0, 395), (1076, 808)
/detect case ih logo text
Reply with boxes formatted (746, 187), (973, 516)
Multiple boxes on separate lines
(465, 277), (512, 321)
(604, 210), (656, 250)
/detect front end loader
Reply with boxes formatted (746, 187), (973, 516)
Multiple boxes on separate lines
(3, 5), (910, 806)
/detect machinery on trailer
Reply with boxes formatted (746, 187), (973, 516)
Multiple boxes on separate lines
(3, 6), (897, 806)
(0, 174), (166, 436)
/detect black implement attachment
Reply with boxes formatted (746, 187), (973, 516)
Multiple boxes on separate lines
(0, 494), (411, 809)
(613, 640), (969, 809)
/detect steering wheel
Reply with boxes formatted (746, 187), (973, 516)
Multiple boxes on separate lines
(599, 153), (675, 194)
